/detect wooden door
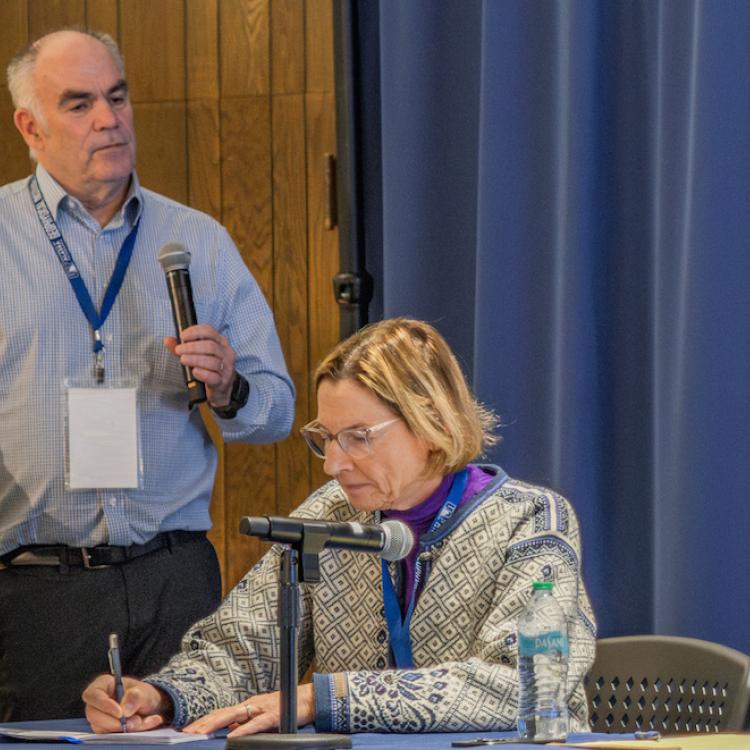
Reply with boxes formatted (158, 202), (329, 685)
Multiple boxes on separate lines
(0, 0), (340, 592)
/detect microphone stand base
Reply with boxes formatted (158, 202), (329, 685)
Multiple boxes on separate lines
(226, 733), (351, 749)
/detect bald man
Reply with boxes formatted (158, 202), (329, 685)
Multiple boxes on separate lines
(0, 29), (294, 720)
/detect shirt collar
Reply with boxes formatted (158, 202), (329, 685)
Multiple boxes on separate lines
(33, 164), (143, 230)
(382, 473), (454, 535)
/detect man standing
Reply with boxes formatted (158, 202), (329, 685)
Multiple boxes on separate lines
(0, 29), (294, 720)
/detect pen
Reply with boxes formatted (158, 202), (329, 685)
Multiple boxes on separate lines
(107, 633), (127, 733)
(452, 740), (553, 747)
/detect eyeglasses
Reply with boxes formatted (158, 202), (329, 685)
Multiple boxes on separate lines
(300, 418), (401, 459)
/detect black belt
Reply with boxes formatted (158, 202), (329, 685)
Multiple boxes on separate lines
(0, 530), (206, 570)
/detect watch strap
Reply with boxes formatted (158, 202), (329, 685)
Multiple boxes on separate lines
(211, 373), (249, 419)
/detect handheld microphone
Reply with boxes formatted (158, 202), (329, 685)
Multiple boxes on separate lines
(158, 242), (207, 409)
(240, 516), (414, 561)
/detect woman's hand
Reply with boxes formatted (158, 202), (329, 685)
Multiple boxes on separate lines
(183, 683), (315, 737)
(82, 674), (172, 733)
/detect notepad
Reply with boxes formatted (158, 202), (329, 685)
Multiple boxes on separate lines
(554, 733), (750, 750)
(0, 727), (211, 744)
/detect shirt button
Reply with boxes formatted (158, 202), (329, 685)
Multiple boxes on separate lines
(109, 497), (117, 507)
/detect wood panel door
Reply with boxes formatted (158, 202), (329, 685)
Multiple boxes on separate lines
(0, 0), (340, 592)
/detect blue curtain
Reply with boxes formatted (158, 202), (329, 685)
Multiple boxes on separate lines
(357, 0), (750, 653)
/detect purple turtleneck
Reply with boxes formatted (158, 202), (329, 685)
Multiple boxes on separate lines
(382, 464), (493, 613)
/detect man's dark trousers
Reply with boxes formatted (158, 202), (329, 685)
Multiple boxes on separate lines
(0, 532), (221, 721)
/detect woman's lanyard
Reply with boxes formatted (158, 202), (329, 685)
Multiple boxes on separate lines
(29, 175), (140, 384)
(381, 468), (469, 668)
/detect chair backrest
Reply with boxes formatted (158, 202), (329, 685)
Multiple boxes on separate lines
(584, 635), (750, 733)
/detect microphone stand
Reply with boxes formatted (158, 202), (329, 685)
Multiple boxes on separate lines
(230, 523), (351, 749)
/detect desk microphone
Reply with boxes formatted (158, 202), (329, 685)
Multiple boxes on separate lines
(158, 242), (207, 409)
(240, 516), (414, 561)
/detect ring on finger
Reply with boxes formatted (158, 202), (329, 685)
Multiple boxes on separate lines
(244, 703), (258, 721)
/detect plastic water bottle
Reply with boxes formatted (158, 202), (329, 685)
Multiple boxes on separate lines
(516, 581), (569, 741)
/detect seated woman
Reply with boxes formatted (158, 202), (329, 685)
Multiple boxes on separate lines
(83, 318), (596, 736)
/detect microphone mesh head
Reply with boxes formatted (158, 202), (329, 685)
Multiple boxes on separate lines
(158, 242), (191, 273)
(380, 519), (414, 561)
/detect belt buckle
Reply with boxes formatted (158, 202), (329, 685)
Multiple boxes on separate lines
(81, 547), (110, 570)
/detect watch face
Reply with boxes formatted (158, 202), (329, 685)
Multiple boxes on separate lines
(213, 374), (249, 419)
(233, 373), (250, 407)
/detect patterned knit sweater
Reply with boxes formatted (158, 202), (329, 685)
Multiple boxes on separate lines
(146, 465), (597, 733)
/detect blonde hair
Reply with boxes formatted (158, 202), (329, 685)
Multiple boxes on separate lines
(315, 318), (498, 475)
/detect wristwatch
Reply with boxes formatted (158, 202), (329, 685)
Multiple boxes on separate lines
(211, 373), (250, 419)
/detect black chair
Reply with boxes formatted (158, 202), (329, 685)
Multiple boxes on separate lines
(584, 635), (750, 733)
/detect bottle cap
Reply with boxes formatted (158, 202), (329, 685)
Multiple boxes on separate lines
(532, 581), (554, 590)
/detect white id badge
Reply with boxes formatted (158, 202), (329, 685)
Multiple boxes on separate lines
(66, 387), (139, 489)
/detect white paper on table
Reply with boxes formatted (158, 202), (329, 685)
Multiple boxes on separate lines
(0, 726), (211, 744)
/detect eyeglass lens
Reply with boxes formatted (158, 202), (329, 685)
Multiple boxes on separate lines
(303, 428), (372, 459)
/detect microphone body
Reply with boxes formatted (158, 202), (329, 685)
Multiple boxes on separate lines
(241, 516), (414, 562)
(158, 243), (207, 408)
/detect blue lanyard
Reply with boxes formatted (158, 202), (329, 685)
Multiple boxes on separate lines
(29, 175), (140, 383)
(381, 468), (469, 668)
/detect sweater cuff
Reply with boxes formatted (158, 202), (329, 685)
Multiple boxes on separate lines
(313, 672), (350, 733)
(142, 677), (186, 728)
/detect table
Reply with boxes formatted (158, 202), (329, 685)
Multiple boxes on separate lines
(0, 719), (631, 750)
